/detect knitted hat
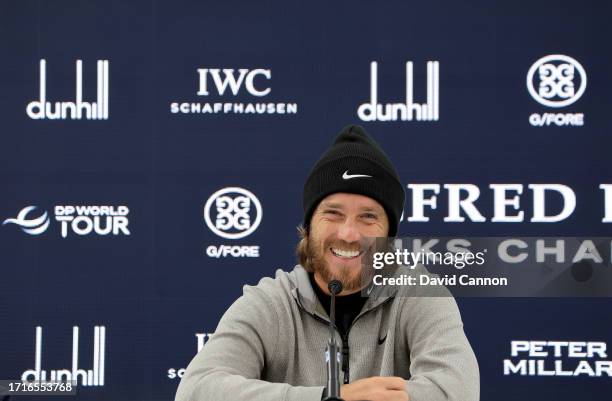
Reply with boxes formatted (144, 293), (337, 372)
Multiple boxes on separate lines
(303, 125), (405, 236)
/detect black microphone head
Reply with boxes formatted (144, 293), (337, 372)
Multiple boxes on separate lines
(328, 280), (343, 295)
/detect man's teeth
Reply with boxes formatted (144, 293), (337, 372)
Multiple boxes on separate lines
(331, 248), (360, 258)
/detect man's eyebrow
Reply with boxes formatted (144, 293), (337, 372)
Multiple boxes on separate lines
(360, 206), (383, 213)
(320, 202), (344, 209)
(319, 202), (383, 213)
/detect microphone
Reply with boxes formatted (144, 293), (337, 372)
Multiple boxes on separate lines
(324, 280), (344, 401)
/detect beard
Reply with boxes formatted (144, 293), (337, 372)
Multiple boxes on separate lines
(306, 234), (368, 292)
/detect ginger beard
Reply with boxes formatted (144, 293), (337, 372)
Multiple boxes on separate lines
(307, 232), (372, 292)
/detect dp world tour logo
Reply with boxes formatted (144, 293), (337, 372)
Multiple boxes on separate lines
(2, 206), (50, 235)
(527, 55), (587, 108)
(3, 205), (130, 238)
(204, 187), (262, 239)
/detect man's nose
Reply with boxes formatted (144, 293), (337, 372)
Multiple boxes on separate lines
(336, 219), (361, 243)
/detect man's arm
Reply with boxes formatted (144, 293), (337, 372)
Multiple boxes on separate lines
(403, 296), (480, 401)
(174, 285), (325, 401)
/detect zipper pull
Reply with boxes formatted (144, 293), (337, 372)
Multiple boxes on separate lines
(342, 340), (350, 384)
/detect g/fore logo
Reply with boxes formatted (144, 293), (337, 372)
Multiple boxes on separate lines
(203, 188), (261, 239)
(55, 206), (129, 238)
(26, 59), (109, 120)
(203, 187), (261, 258)
(526, 55), (586, 127)
(170, 67), (298, 115)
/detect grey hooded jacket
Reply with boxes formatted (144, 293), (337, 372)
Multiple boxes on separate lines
(175, 265), (479, 401)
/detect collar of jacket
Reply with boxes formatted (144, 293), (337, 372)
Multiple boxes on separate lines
(288, 265), (395, 323)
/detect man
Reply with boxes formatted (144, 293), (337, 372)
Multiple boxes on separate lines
(175, 125), (479, 401)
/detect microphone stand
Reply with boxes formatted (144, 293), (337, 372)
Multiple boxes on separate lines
(323, 280), (344, 401)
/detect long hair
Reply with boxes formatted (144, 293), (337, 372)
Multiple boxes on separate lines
(295, 225), (314, 272)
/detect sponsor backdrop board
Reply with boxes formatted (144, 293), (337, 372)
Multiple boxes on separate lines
(1, 0), (611, 400)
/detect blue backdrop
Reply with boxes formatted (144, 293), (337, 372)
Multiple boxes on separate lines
(1, 0), (611, 400)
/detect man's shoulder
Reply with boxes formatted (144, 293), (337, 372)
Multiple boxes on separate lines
(241, 265), (303, 306)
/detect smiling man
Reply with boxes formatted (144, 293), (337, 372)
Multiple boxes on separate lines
(304, 192), (388, 294)
(175, 125), (479, 401)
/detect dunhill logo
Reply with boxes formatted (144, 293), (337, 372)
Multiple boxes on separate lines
(21, 326), (106, 386)
(26, 59), (109, 120)
(357, 61), (439, 122)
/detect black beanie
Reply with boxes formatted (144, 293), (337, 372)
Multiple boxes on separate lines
(303, 125), (405, 237)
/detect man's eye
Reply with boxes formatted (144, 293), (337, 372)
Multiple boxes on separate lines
(324, 210), (341, 216)
(362, 213), (378, 219)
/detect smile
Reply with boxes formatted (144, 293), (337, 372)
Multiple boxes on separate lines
(330, 247), (362, 259)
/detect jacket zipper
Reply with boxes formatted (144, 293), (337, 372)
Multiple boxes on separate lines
(339, 297), (393, 384)
(341, 332), (350, 384)
(295, 294), (393, 384)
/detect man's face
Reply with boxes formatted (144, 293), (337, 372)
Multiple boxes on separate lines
(308, 192), (389, 294)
